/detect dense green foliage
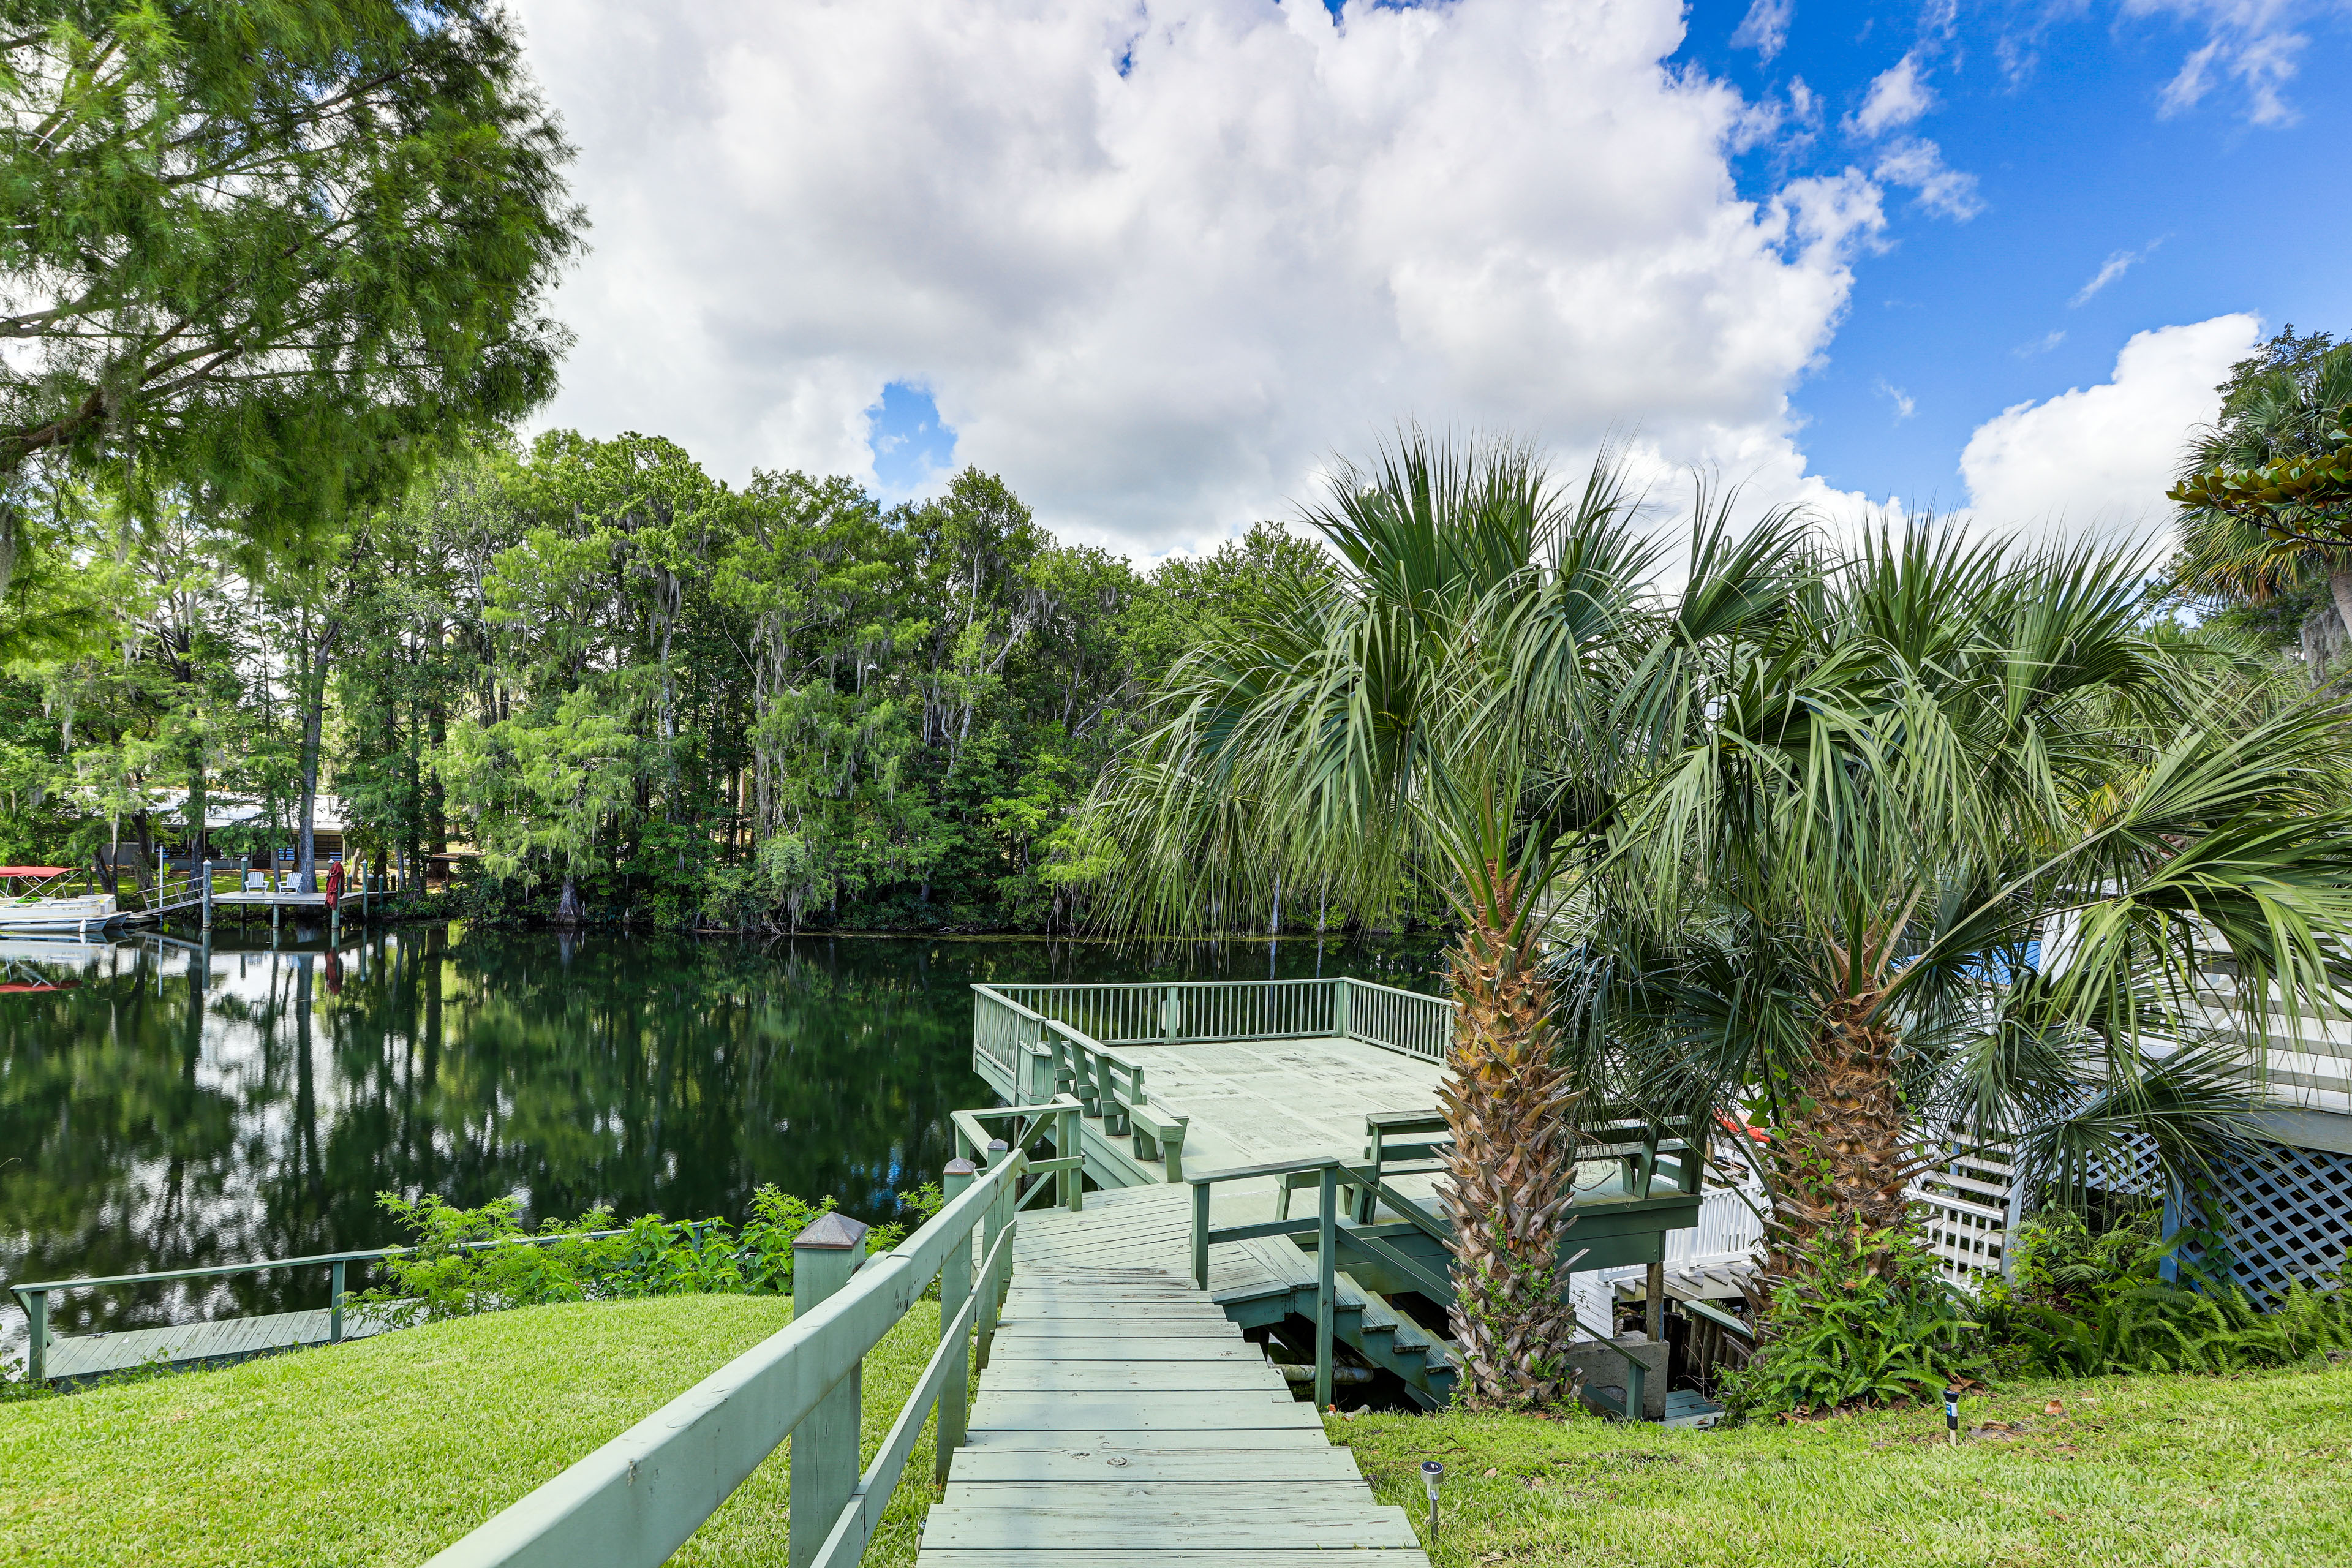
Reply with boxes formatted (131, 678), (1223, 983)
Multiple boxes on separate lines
(1727, 1206), (2352, 1420)
(1722, 1223), (1988, 1417)
(0, 435), (1327, 925)
(2161, 323), (2352, 665)
(0, 2), (582, 599)
(1566, 526), (2352, 1281)
(352, 1185), (933, 1326)
(1979, 1208), (2352, 1379)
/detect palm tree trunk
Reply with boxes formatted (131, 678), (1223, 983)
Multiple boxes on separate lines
(1437, 865), (1583, 1410)
(1764, 989), (1913, 1283)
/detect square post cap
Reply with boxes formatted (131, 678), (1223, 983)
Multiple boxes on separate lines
(794, 1212), (870, 1251)
(944, 1158), (977, 1177)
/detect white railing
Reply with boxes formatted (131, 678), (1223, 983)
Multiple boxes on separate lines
(1669, 1180), (1766, 1265)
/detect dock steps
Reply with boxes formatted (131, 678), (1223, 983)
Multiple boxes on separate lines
(921, 1266), (1430, 1567)
(1011, 1182), (1459, 1408)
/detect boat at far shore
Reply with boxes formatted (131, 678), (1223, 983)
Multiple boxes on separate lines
(0, 867), (123, 933)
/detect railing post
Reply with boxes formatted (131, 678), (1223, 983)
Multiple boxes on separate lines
(1316, 1164), (1338, 1411)
(1334, 976), (1351, 1041)
(1162, 1116), (1188, 1183)
(1191, 1180), (1210, 1290)
(978, 1140), (1011, 1369)
(789, 1211), (870, 1568)
(24, 1289), (47, 1384)
(330, 1260), (346, 1343)
(1163, 985), (1177, 1045)
(1058, 1105), (1082, 1212)
(934, 1159), (976, 1485)
(1076, 1044), (1100, 1118)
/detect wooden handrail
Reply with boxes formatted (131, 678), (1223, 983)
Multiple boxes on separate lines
(421, 1148), (1030, 1568)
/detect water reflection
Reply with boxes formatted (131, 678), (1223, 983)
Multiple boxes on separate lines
(1, 924), (1444, 1354)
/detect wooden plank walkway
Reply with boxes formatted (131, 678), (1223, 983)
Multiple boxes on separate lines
(920, 1264), (1430, 1567)
(43, 1306), (395, 1382)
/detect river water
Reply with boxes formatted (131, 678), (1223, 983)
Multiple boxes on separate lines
(1, 922), (1444, 1354)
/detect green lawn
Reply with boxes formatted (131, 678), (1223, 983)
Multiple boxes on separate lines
(1333, 1362), (2352, 1567)
(0, 1296), (947, 1568)
(10, 1302), (2350, 1568)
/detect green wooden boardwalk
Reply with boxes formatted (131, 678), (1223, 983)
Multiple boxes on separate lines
(921, 1264), (1430, 1567)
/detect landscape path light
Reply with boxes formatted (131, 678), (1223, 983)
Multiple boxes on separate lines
(1420, 1460), (1444, 1540)
(1945, 1385), (1961, 1447)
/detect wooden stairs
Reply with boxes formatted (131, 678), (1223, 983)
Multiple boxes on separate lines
(1012, 1183), (1459, 1409)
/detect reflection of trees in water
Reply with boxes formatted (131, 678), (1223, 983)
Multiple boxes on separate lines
(1, 927), (1446, 1344)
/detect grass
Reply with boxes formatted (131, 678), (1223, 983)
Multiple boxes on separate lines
(1333, 1362), (2352, 1566)
(12, 1301), (2352, 1568)
(0, 1295), (948, 1568)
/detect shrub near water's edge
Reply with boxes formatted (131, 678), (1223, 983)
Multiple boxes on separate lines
(353, 1183), (945, 1327)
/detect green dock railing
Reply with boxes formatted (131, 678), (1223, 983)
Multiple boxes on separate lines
(979, 975), (1455, 1064)
(9, 1227), (635, 1384)
(418, 1098), (1085, 1568)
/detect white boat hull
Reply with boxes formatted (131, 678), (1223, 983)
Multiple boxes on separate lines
(0, 894), (120, 931)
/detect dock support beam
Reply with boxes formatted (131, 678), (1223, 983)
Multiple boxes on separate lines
(1646, 1260), (1665, 1342)
(978, 1140), (1011, 1369)
(934, 1159), (976, 1485)
(1057, 1105), (1082, 1212)
(790, 1212), (869, 1568)
(1315, 1164), (1338, 1410)
(23, 1288), (46, 1384)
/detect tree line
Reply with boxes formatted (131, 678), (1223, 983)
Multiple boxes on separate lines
(0, 433), (1329, 931)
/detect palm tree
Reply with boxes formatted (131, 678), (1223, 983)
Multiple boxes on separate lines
(1564, 527), (2352, 1286)
(2173, 341), (2352, 657)
(1080, 432), (1798, 1408)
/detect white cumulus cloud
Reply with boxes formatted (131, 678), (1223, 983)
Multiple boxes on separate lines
(2130, 1), (2336, 126)
(508, 0), (1898, 556)
(1871, 138), (1984, 220)
(1731, 0), (1794, 61)
(1958, 314), (2261, 553)
(1852, 53), (1936, 135)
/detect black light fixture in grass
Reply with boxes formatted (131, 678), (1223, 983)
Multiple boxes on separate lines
(1945, 1386), (1961, 1446)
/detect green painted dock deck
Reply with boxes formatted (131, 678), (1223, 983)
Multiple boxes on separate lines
(921, 1265), (1429, 1567)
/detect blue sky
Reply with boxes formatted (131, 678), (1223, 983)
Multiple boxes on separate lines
(1676, 0), (2352, 506)
(866, 381), (956, 498)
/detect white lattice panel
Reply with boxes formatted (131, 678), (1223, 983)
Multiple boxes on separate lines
(2181, 1137), (2352, 1302)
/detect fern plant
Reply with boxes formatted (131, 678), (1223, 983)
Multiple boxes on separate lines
(1723, 1221), (1989, 1417)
